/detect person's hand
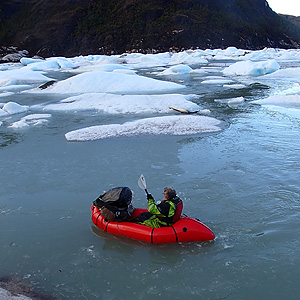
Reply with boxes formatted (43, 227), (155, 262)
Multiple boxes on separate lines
(147, 193), (153, 200)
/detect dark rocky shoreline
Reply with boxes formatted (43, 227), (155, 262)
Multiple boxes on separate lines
(1, 0), (300, 58)
(0, 46), (29, 63)
(0, 276), (59, 300)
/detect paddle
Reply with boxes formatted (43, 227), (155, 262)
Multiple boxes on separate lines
(138, 174), (150, 196)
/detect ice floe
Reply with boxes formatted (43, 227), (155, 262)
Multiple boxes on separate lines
(261, 67), (300, 83)
(159, 64), (193, 75)
(223, 59), (280, 76)
(9, 114), (52, 128)
(42, 93), (200, 114)
(65, 115), (222, 141)
(2, 102), (29, 115)
(37, 71), (185, 94)
(251, 95), (300, 107)
(215, 96), (245, 108)
(22, 57), (76, 71)
(0, 68), (52, 87)
(201, 78), (234, 85)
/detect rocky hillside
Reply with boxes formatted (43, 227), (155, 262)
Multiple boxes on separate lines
(0, 0), (300, 57)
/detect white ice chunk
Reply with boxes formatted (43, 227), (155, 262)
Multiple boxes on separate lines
(20, 57), (45, 65)
(228, 97), (245, 107)
(0, 108), (9, 117)
(0, 68), (52, 87)
(251, 95), (300, 107)
(65, 115), (222, 141)
(2, 102), (29, 114)
(223, 60), (280, 76)
(223, 84), (246, 89)
(0, 85), (32, 92)
(261, 67), (300, 83)
(159, 64), (193, 75)
(73, 63), (133, 73)
(9, 114), (52, 128)
(23, 57), (76, 71)
(0, 92), (14, 98)
(42, 93), (200, 114)
(169, 51), (208, 65)
(201, 79), (234, 85)
(39, 71), (185, 94)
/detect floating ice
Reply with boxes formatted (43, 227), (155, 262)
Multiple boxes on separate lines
(9, 114), (52, 128)
(0, 108), (8, 117)
(169, 51), (208, 65)
(223, 84), (246, 89)
(65, 115), (222, 141)
(0, 84), (32, 92)
(251, 95), (300, 107)
(23, 57), (76, 71)
(215, 97), (244, 108)
(72, 63), (133, 74)
(38, 71), (185, 94)
(42, 93), (200, 114)
(223, 60), (280, 76)
(201, 78), (234, 85)
(159, 64), (193, 75)
(261, 67), (300, 83)
(0, 92), (14, 97)
(20, 57), (45, 65)
(0, 68), (52, 87)
(2, 102), (29, 115)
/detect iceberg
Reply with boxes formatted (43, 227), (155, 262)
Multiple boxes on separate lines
(65, 115), (222, 141)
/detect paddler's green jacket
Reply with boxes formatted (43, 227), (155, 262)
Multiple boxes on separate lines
(140, 195), (181, 228)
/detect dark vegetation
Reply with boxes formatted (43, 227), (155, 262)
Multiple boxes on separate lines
(0, 0), (300, 57)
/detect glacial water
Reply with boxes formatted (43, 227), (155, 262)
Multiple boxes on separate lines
(1, 56), (300, 300)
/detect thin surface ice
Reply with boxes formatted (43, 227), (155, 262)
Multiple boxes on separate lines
(65, 115), (222, 141)
(37, 71), (185, 94)
(42, 93), (200, 114)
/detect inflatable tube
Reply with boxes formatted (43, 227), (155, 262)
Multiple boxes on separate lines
(91, 205), (215, 243)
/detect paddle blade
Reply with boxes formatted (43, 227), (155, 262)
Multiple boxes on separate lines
(138, 174), (147, 190)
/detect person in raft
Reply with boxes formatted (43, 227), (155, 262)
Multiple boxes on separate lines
(132, 187), (183, 228)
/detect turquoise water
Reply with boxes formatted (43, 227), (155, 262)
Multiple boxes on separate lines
(1, 61), (300, 299)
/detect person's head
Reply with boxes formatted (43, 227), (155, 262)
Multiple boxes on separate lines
(163, 187), (176, 200)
